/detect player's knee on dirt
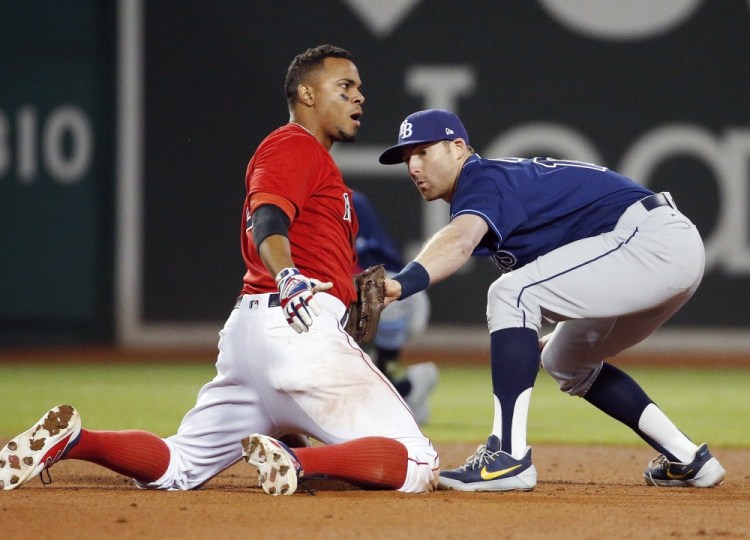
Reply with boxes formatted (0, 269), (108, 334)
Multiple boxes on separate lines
(133, 444), (185, 490)
(486, 275), (543, 333)
(398, 438), (439, 493)
(136, 438), (235, 491)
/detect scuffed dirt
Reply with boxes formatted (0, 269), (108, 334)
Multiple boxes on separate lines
(1, 443), (748, 539)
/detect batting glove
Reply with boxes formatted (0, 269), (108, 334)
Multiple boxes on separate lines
(276, 267), (323, 334)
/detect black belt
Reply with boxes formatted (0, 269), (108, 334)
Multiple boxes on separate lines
(234, 293), (280, 309)
(639, 192), (673, 211)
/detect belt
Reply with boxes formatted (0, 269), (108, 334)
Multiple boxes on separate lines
(639, 192), (673, 211)
(234, 293), (280, 309)
(233, 292), (350, 326)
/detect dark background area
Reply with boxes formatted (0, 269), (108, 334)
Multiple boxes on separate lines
(2, 1), (749, 344)
(142, 1), (750, 326)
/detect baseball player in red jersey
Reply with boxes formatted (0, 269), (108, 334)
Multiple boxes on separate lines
(0, 45), (439, 496)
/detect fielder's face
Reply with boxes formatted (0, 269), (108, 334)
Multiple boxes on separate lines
(402, 140), (464, 202)
(311, 57), (364, 145)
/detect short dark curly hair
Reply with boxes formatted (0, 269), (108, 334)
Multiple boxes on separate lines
(284, 45), (355, 107)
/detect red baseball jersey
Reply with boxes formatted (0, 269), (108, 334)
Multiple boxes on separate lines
(241, 123), (358, 306)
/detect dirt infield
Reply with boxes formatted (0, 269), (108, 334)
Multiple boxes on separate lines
(2, 347), (748, 538)
(3, 442), (748, 539)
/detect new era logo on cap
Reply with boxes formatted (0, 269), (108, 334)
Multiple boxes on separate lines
(379, 109), (469, 164)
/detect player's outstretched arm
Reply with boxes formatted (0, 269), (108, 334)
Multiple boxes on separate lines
(414, 214), (488, 282)
(389, 214), (488, 305)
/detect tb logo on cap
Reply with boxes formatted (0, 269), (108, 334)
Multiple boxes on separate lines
(399, 120), (413, 140)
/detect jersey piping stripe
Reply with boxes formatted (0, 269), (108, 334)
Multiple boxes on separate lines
(515, 227), (640, 327)
(451, 209), (504, 244)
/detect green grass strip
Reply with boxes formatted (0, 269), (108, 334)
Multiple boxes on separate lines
(1, 362), (747, 447)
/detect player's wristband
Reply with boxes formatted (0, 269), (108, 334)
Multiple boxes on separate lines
(393, 261), (430, 300)
(275, 267), (299, 284)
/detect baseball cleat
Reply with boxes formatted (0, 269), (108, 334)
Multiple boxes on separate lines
(405, 362), (439, 425)
(241, 433), (303, 496)
(438, 434), (536, 491)
(0, 404), (82, 490)
(643, 443), (725, 487)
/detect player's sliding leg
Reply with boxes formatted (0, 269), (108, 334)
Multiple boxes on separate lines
(1, 405), (82, 490)
(0, 402), (419, 494)
(293, 436), (408, 488)
(0, 405), (170, 490)
(439, 328), (538, 492)
(242, 434), (409, 495)
(63, 428), (170, 483)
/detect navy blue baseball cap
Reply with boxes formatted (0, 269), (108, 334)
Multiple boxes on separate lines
(378, 109), (470, 164)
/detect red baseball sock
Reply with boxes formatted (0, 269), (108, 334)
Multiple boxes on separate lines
(64, 429), (170, 484)
(294, 437), (407, 489)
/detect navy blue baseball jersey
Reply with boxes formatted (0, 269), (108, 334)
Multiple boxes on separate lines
(451, 156), (653, 272)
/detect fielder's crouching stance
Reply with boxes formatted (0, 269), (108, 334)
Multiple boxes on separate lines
(379, 109), (725, 492)
(0, 46), (438, 495)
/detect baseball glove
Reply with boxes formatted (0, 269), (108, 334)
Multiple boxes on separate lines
(344, 264), (386, 343)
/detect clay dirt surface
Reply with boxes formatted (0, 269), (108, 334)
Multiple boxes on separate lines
(2, 442), (748, 539)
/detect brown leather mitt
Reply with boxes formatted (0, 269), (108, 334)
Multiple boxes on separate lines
(345, 264), (386, 343)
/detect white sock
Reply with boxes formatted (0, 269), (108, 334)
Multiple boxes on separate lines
(491, 394), (503, 445)
(638, 403), (698, 462)
(491, 388), (532, 459)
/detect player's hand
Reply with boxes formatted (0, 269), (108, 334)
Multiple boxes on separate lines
(383, 277), (402, 308)
(275, 267), (332, 333)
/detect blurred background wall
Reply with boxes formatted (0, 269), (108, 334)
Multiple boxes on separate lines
(2, 0), (749, 353)
(0, 1), (116, 345)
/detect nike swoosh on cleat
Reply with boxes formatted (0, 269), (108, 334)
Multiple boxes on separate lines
(480, 463), (523, 480)
(666, 468), (693, 480)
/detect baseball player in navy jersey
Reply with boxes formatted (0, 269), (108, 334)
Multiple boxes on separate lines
(379, 108), (725, 491)
(353, 190), (438, 425)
